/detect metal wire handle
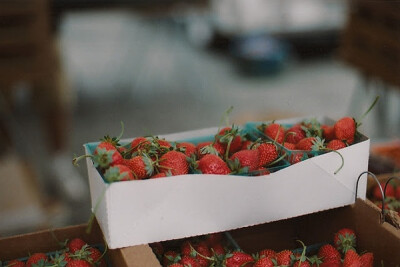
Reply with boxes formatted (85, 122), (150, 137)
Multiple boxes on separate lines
(355, 171), (385, 223)
(384, 176), (400, 198)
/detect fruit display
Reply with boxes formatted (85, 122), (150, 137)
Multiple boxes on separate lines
(0, 238), (107, 267)
(150, 228), (374, 267)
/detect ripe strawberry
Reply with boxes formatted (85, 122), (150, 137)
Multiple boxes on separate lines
(334, 117), (356, 145)
(158, 151), (189, 176)
(68, 238), (87, 253)
(194, 241), (212, 267)
(210, 243), (226, 257)
(125, 155), (154, 179)
(104, 164), (134, 182)
(168, 264), (184, 267)
(180, 255), (200, 267)
(343, 249), (361, 267)
(263, 123), (285, 144)
(276, 250), (293, 266)
(283, 142), (296, 150)
(326, 139), (346, 150)
(205, 233), (223, 247)
(224, 251), (254, 267)
(66, 259), (92, 267)
(258, 249), (276, 260)
(130, 137), (150, 153)
(197, 154), (231, 175)
(321, 124), (335, 142)
(6, 260), (25, 267)
(285, 124), (306, 144)
(296, 137), (316, 151)
(176, 142), (197, 157)
(230, 149), (260, 172)
(317, 244), (341, 262)
(373, 182), (395, 200)
(289, 152), (304, 164)
(319, 258), (341, 267)
(163, 250), (180, 267)
(150, 172), (168, 178)
(181, 240), (195, 256)
(26, 253), (48, 267)
(197, 141), (226, 159)
(253, 256), (274, 267)
(256, 142), (278, 167)
(360, 252), (374, 267)
(88, 247), (106, 266)
(334, 228), (356, 253)
(241, 140), (254, 150)
(217, 126), (243, 155)
(293, 259), (311, 267)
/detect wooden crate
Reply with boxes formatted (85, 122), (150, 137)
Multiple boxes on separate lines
(339, 0), (400, 88)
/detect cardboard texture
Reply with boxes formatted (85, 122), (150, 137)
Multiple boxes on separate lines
(230, 199), (400, 267)
(84, 117), (370, 249)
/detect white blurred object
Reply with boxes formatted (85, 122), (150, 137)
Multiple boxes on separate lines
(211, 0), (347, 35)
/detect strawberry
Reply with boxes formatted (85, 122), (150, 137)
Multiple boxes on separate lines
(125, 154), (154, 179)
(276, 250), (293, 266)
(319, 258), (342, 267)
(176, 142), (197, 157)
(317, 244), (341, 262)
(180, 255), (200, 267)
(88, 247), (106, 266)
(334, 117), (356, 145)
(285, 124), (306, 144)
(321, 124), (335, 142)
(68, 238), (87, 253)
(194, 241), (212, 267)
(326, 139), (346, 150)
(360, 252), (374, 267)
(163, 250), (180, 267)
(150, 172), (168, 179)
(197, 154), (231, 175)
(289, 152), (304, 164)
(216, 126), (243, 155)
(230, 149), (260, 172)
(224, 251), (254, 267)
(373, 182), (395, 200)
(168, 264), (184, 267)
(6, 260), (25, 267)
(293, 260), (311, 267)
(26, 253), (48, 267)
(104, 164), (134, 182)
(296, 137), (316, 151)
(241, 140), (254, 150)
(205, 233), (223, 247)
(334, 228), (357, 253)
(181, 240), (195, 256)
(253, 257), (274, 267)
(130, 137), (150, 153)
(343, 249), (362, 267)
(256, 142), (278, 167)
(158, 151), (189, 176)
(283, 142), (296, 150)
(263, 123), (285, 144)
(258, 249), (276, 260)
(66, 259), (92, 267)
(197, 141), (226, 159)
(210, 243), (226, 257)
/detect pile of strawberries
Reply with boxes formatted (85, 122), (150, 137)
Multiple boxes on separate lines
(2, 238), (106, 267)
(74, 125), (287, 182)
(257, 116), (361, 164)
(370, 180), (400, 217)
(151, 228), (373, 267)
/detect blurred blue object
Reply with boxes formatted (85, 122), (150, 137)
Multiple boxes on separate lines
(231, 33), (289, 76)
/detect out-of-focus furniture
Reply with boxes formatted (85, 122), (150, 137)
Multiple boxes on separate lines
(0, 0), (67, 152)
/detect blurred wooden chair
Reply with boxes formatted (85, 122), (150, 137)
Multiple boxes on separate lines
(0, 0), (67, 152)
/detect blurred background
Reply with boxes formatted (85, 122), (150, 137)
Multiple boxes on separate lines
(0, 0), (399, 237)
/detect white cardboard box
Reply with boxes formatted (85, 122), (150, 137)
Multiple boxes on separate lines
(84, 117), (370, 249)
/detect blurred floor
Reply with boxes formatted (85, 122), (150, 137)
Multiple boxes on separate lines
(2, 7), (400, 235)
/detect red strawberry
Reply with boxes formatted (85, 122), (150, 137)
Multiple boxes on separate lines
(224, 251), (254, 267)
(168, 264), (184, 267)
(130, 137), (150, 153)
(181, 240), (195, 256)
(68, 238), (87, 253)
(283, 142), (296, 150)
(319, 258), (342, 267)
(343, 249), (362, 267)
(89, 141), (124, 169)
(104, 164), (134, 182)
(6, 260), (25, 267)
(158, 151), (189, 176)
(205, 233), (223, 246)
(26, 253), (48, 267)
(193, 241), (212, 267)
(230, 149), (260, 172)
(326, 139), (346, 150)
(373, 182), (395, 200)
(293, 260), (311, 267)
(150, 172), (168, 179)
(258, 249), (276, 260)
(289, 152), (304, 164)
(197, 154), (231, 175)
(256, 142), (278, 167)
(163, 250), (180, 267)
(360, 252), (374, 267)
(210, 243), (226, 257)
(66, 259), (92, 267)
(254, 167), (270, 176)
(296, 137), (316, 151)
(285, 124), (306, 144)
(321, 124), (335, 142)
(253, 256), (274, 267)
(180, 255), (200, 267)
(334, 228), (357, 253)
(317, 244), (341, 262)
(276, 250), (293, 266)
(263, 123), (285, 144)
(216, 127), (243, 155)
(176, 142), (197, 157)
(197, 141), (226, 159)
(241, 140), (254, 150)
(125, 155), (154, 179)
(88, 247), (106, 267)
(334, 117), (356, 145)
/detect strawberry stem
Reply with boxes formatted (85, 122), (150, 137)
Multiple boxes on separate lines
(357, 95), (380, 126)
